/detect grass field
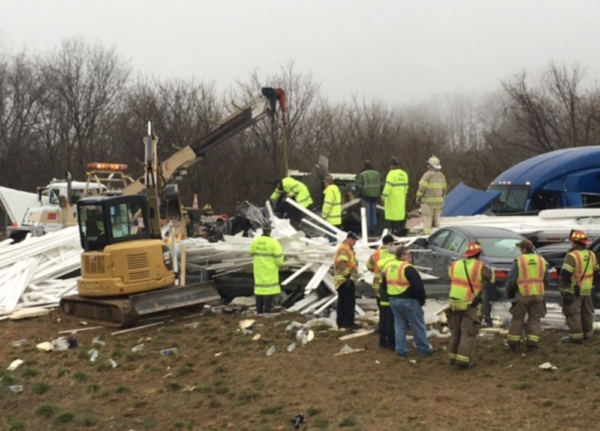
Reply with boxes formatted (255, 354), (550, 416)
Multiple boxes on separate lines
(1, 309), (599, 431)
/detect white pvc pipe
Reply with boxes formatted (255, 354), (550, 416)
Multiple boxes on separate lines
(281, 262), (312, 286)
(360, 206), (368, 245)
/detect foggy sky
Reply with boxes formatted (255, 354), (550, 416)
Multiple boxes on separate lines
(1, 0), (599, 104)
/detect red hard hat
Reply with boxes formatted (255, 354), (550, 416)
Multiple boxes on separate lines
(463, 242), (483, 258)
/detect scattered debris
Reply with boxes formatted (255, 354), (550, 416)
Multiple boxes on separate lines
(9, 339), (27, 347)
(409, 359), (417, 364)
(36, 341), (53, 352)
(160, 348), (179, 355)
(89, 349), (99, 362)
(339, 329), (374, 341)
(334, 344), (366, 356)
(10, 307), (51, 320)
(111, 321), (164, 335)
(287, 342), (297, 353)
(183, 322), (200, 329)
(266, 345), (276, 356)
(292, 414), (304, 429)
(109, 359), (118, 368)
(285, 321), (304, 331)
(8, 385), (24, 393)
(539, 362), (558, 371)
(58, 326), (102, 334)
(252, 334), (261, 341)
(131, 343), (145, 352)
(239, 319), (255, 330)
(7, 359), (24, 371)
(92, 337), (106, 347)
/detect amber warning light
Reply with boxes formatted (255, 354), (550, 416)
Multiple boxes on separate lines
(87, 163), (129, 171)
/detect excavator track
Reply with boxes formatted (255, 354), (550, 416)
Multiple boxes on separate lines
(59, 281), (221, 328)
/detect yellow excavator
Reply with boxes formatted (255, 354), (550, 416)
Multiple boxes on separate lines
(59, 88), (287, 327)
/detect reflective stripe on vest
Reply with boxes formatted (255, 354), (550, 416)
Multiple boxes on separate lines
(385, 261), (412, 296)
(516, 254), (546, 296)
(449, 259), (483, 309)
(571, 249), (596, 295)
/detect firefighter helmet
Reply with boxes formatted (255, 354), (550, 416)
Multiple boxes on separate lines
(569, 230), (588, 243)
(427, 155), (441, 170)
(463, 242), (483, 258)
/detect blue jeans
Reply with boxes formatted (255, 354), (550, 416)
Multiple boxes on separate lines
(389, 297), (432, 356)
(361, 198), (377, 234)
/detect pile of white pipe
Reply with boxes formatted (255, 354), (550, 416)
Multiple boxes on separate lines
(0, 227), (81, 318)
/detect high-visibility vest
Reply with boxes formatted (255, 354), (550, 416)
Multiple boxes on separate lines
(381, 168), (409, 221)
(563, 249), (597, 295)
(367, 248), (391, 290)
(356, 169), (382, 198)
(384, 259), (412, 296)
(322, 184), (342, 226)
(250, 235), (284, 295)
(448, 258), (484, 310)
(270, 177), (313, 208)
(516, 253), (546, 296)
(334, 242), (357, 289)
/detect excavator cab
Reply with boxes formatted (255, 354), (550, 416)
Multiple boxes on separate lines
(75, 194), (175, 298)
(78, 195), (151, 252)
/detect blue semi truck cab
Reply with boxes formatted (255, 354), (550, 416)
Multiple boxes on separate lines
(444, 146), (600, 216)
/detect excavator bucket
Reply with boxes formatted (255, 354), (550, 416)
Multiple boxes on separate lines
(129, 281), (221, 316)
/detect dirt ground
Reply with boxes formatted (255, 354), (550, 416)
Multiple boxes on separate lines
(1, 308), (599, 431)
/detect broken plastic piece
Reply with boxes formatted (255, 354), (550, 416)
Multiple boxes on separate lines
(8, 385), (24, 393)
(239, 319), (255, 330)
(160, 348), (179, 355)
(7, 359), (24, 371)
(92, 337), (106, 347)
(285, 321), (304, 331)
(183, 322), (200, 329)
(10, 339), (27, 347)
(287, 342), (296, 353)
(266, 345), (276, 356)
(292, 414), (304, 428)
(131, 343), (145, 352)
(109, 359), (118, 368)
(252, 334), (261, 341)
(538, 362), (557, 371)
(339, 344), (355, 354)
(36, 342), (54, 352)
(89, 349), (99, 362)
(51, 337), (71, 351)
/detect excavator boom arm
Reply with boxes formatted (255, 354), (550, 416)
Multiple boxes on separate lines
(123, 87), (286, 196)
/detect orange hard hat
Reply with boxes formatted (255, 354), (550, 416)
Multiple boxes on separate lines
(569, 230), (588, 243)
(463, 242), (483, 258)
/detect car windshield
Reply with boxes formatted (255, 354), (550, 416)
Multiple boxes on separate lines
(478, 237), (522, 259)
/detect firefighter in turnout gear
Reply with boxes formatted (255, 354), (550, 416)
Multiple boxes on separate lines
(448, 242), (494, 368)
(367, 234), (396, 349)
(249, 221), (284, 314)
(334, 232), (360, 330)
(321, 175), (342, 228)
(416, 156), (446, 235)
(506, 240), (549, 351)
(381, 157), (409, 236)
(559, 230), (599, 344)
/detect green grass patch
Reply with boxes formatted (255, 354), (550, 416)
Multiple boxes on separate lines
(32, 382), (51, 394)
(86, 383), (100, 394)
(165, 382), (183, 392)
(0, 370), (15, 385)
(339, 417), (357, 427)
(208, 398), (221, 409)
(237, 389), (261, 404)
(174, 422), (185, 429)
(7, 420), (25, 431)
(21, 368), (39, 378)
(35, 404), (60, 418)
(73, 371), (89, 382)
(313, 418), (330, 429)
(307, 407), (321, 416)
(143, 417), (157, 430)
(54, 412), (75, 424)
(56, 369), (68, 378)
(260, 404), (282, 415)
(115, 385), (131, 394)
(176, 364), (194, 376)
(81, 417), (96, 427)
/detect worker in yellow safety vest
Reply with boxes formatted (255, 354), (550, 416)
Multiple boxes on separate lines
(448, 242), (494, 369)
(381, 157), (409, 237)
(367, 234), (396, 349)
(271, 177), (313, 227)
(321, 175), (342, 228)
(506, 240), (549, 351)
(415, 156), (446, 235)
(385, 247), (437, 359)
(334, 232), (360, 330)
(559, 230), (599, 344)
(249, 221), (284, 314)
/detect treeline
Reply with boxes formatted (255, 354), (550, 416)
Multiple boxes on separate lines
(2, 37), (600, 216)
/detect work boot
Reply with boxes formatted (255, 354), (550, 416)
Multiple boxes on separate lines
(526, 345), (538, 352)
(507, 344), (517, 352)
(449, 359), (456, 365)
(561, 336), (582, 344)
(397, 354), (407, 361)
(420, 348), (440, 357)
